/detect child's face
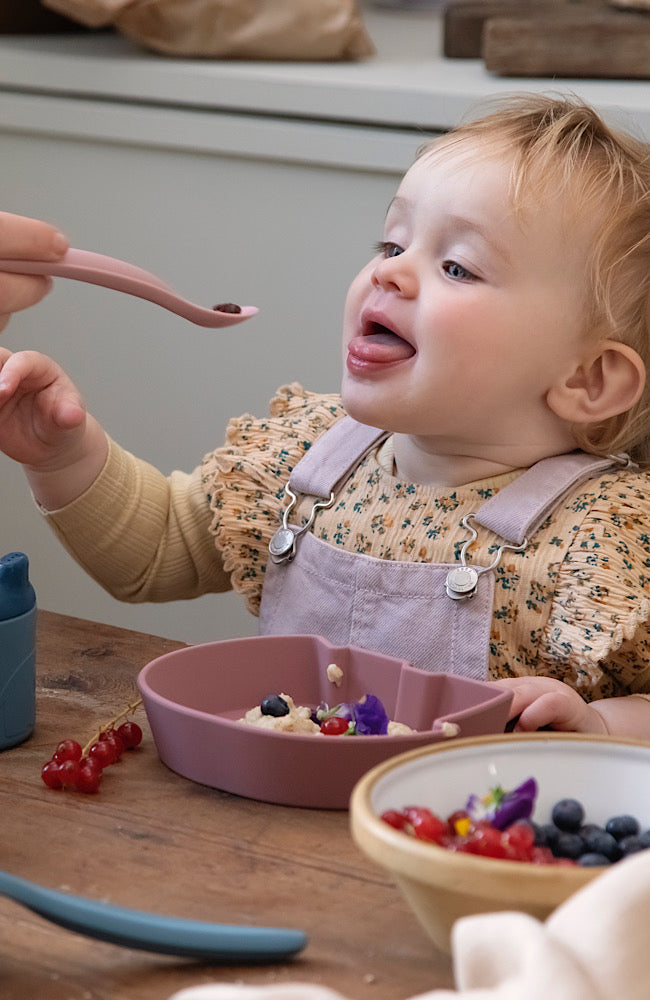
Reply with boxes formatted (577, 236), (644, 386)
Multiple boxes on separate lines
(341, 141), (596, 465)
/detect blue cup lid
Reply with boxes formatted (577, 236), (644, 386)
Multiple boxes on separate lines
(0, 552), (36, 621)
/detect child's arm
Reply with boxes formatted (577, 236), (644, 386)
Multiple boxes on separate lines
(0, 212), (68, 333)
(493, 675), (650, 739)
(0, 348), (109, 509)
(0, 347), (230, 601)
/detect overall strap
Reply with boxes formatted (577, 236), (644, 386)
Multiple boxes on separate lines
(288, 415), (387, 498)
(474, 452), (621, 547)
(288, 416), (623, 546)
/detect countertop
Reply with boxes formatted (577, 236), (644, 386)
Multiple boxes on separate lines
(0, 5), (649, 134)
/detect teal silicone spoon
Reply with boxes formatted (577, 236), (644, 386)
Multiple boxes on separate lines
(0, 248), (258, 328)
(0, 869), (306, 962)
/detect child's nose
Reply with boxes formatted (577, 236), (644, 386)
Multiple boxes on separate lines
(371, 254), (418, 297)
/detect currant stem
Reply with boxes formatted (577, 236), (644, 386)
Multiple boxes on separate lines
(81, 695), (143, 757)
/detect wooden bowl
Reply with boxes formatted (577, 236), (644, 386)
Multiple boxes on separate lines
(350, 732), (650, 951)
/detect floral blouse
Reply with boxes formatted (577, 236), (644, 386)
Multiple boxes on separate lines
(202, 384), (650, 702)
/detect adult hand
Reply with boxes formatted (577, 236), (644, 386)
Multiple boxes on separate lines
(0, 212), (68, 333)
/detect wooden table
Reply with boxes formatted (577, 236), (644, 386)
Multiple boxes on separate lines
(0, 611), (452, 1000)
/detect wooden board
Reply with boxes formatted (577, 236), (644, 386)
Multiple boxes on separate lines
(443, 0), (650, 79)
(484, 9), (650, 77)
(443, 0), (582, 58)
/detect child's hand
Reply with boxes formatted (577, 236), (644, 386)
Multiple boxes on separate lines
(0, 348), (87, 469)
(0, 213), (68, 333)
(492, 676), (609, 735)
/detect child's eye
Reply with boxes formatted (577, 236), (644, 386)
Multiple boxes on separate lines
(442, 260), (475, 281)
(374, 240), (404, 259)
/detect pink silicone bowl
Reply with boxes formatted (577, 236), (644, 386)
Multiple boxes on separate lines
(137, 634), (513, 809)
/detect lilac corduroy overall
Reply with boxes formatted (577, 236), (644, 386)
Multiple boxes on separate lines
(259, 416), (618, 679)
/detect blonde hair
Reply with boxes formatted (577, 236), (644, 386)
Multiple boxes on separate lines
(419, 94), (650, 464)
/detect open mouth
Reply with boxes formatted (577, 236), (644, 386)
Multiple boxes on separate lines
(349, 320), (416, 363)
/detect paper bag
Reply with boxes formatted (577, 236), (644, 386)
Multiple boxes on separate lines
(41, 0), (375, 59)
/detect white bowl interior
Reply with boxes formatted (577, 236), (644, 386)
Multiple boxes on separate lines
(368, 736), (650, 829)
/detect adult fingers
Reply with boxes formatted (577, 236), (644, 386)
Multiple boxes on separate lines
(0, 212), (68, 260)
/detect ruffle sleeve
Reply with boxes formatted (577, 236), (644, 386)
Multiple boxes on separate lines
(542, 472), (650, 698)
(201, 384), (346, 614)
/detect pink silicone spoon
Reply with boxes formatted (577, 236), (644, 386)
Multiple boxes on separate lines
(0, 248), (258, 328)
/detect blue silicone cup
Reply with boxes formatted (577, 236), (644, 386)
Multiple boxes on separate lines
(0, 604), (36, 749)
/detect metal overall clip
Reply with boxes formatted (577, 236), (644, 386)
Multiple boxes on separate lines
(445, 514), (528, 601)
(268, 483), (335, 565)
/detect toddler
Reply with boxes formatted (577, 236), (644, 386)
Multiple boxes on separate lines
(1, 94), (649, 738)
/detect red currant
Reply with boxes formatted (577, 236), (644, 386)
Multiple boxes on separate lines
(117, 720), (143, 749)
(58, 759), (81, 789)
(403, 806), (447, 845)
(41, 759), (63, 790)
(381, 809), (410, 831)
(88, 739), (117, 768)
(53, 739), (83, 763)
(41, 707), (144, 795)
(464, 825), (509, 859)
(75, 758), (103, 794)
(320, 716), (351, 736)
(503, 822), (535, 861)
(99, 728), (125, 760)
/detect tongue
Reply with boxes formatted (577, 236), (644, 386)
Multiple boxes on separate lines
(350, 332), (415, 363)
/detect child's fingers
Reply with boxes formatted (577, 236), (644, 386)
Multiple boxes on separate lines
(0, 348), (39, 394)
(0, 350), (80, 418)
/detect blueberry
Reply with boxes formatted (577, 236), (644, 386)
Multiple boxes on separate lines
(260, 694), (290, 717)
(605, 814), (640, 841)
(578, 853), (611, 867)
(553, 832), (584, 859)
(619, 835), (646, 856)
(533, 822), (559, 850)
(551, 798), (585, 832)
(580, 826), (622, 862)
(638, 829), (650, 849)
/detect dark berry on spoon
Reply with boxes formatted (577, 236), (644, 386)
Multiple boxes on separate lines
(213, 302), (241, 313)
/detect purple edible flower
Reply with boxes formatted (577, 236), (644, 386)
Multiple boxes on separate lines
(465, 777), (538, 830)
(491, 777), (538, 830)
(352, 694), (389, 735)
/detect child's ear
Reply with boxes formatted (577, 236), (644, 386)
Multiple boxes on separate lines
(547, 341), (646, 425)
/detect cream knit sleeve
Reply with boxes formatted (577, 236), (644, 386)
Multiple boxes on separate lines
(40, 437), (231, 602)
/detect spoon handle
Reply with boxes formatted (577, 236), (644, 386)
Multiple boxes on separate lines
(0, 248), (258, 328)
(0, 871), (306, 961)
